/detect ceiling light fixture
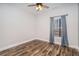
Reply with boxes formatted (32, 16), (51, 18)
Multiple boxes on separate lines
(28, 3), (49, 11)
(36, 3), (43, 11)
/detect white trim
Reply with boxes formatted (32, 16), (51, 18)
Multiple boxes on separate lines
(0, 39), (79, 52)
(35, 38), (49, 42)
(39, 39), (49, 42)
(0, 39), (35, 51)
(36, 39), (79, 50)
(69, 45), (79, 51)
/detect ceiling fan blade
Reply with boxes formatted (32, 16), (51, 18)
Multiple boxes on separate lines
(43, 5), (49, 8)
(28, 4), (36, 7)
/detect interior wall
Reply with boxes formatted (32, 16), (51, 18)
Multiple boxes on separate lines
(0, 4), (36, 50)
(0, 3), (78, 51)
(78, 3), (79, 47)
(37, 3), (78, 48)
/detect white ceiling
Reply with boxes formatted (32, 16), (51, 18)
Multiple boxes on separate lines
(6, 3), (75, 15)
(26, 3), (63, 12)
(24, 3), (64, 15)
(24, 3), (74, 15)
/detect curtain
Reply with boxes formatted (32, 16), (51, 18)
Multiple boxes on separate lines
(61, 15), (69, 47)
(50, 15), (69, 46)
(50, 17), (54, 44)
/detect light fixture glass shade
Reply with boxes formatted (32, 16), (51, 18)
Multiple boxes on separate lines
(36, 5), (43, 11)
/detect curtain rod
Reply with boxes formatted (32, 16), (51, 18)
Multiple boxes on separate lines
(50, 14), (68, 18)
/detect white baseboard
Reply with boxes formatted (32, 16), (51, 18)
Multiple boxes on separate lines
(0, 39), (79, 52)
(0, 39), (35, 51)
(69, 45), (79, 51)
(38, 39), (49, 42)
(36, 38), (79, 50)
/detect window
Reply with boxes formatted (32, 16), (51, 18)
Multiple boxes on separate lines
(54, 17), (62, 37)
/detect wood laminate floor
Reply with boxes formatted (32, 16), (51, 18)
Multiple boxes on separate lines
(0, 40), (79, 56)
